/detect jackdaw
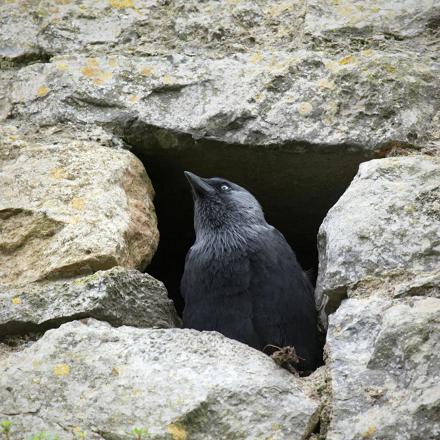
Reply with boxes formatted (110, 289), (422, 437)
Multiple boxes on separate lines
(181, 171), (321, 371)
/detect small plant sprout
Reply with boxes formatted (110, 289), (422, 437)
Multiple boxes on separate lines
(29, 433), (60, 440)
(130, 427), (150, 440)
(1, 421), (12, 440)
(72, 427), (86, 439)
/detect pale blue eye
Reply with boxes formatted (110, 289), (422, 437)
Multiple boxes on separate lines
(220, 184), (230, 191)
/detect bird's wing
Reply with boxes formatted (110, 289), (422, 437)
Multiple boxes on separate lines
(249, 226), (320, 367)
(181, 244), (251, 300)
(180, 246), (194, 302)
(181, 243), (260, 347)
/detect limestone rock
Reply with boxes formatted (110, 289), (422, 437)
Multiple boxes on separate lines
(0, 319), (319, 439)
(0, 1), (438, 151)
(0, 1), (306, 59)
(305, 0), (439, 42)
(326, 296), (440, 440)
(0, 127), (159, 286)
(2, 48), (438, 151)
(316, 156), (440, 318)
(316, 155), (440, 440)
(0, 267), (180, 336)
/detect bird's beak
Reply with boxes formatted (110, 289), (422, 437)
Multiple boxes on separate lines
(184, 171), (214, 196)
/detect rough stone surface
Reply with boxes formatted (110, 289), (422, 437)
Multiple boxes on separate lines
(316, 155), (440, 318)
(0, 126), (159, 286)
(316, 154), (440, 440)
(0, 319), (319, 439)
(0, 0), (439, 151)
(0, 267), (180, 336)
(326, 296), (440, 440)
(1, 1), (439, 438)
(305, 0), (439, 43)
(1, 47), (437, 151)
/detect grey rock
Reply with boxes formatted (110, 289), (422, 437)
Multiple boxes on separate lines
(305, 0), (440, 43)
(316, 155), (440, 321)
(0, 267), (180, 336)
(0, 319), (319, 439)
(0, 1), (438, 151)
(2, 49), (438, 151)
(0, 1), (307, 59)
(315, 154), (440, 440)
(326, 296), (440, 440)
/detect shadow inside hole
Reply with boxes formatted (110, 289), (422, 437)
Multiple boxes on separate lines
(124, 125), (369, 323)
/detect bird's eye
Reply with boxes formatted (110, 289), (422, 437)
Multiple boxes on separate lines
(220, 184), (231, 192)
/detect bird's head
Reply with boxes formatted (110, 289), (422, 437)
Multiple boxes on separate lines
(184, 171), (266, 237)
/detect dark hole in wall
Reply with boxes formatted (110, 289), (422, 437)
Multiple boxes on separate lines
(123, 122), (371, 317)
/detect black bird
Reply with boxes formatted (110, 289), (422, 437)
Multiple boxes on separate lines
(181, 171), (321, 371)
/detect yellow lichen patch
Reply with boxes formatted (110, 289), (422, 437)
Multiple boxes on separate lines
(267, 2), (293, 18)
(163, 74), (173, 84)
(361, 49), (374, 57)
(71, 197), (85, 211)
(74, 272), (101, 287)
(12, 296), (21, 305)
(339, 55), (356, 65)
(81, 66), (101, 78)
(87, 58), (99, 67)
(55, 61), (69, 71)
(318, 78), (335, 90)
(132, 388), (141, 396)
(47, 6), (60, 13)
(111, 367), (120, 376)
(140, 66), (155, 76)
(253, 92), (265, 103)
(107, 57), (118, 68)
(49, 167), (67, 180)
(36, 85), (50, 97)
(109, 0), (134, 9)
(72, 427), (86, 439)
(93, 71), (113, 85)
(173, 396), (185, 406)
(250, 52), (264, 64)
(167, 423), (187, 440)
(69, 215), (81, 225)
(362, 426), (377, 438)
(324, 60), (341, 73)
(371, 7), (381, 13)
(53, 363), (70, 377)
(336, 5), (355, 17)
(128, 95), (139, 103)
(81, 62), (113, 85)
(383, 64), (396, 74)
(268, 61), (285, 73)
(298, 101), (313, 116)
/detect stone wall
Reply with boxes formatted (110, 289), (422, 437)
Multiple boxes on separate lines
(0, 1), (439, 439)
